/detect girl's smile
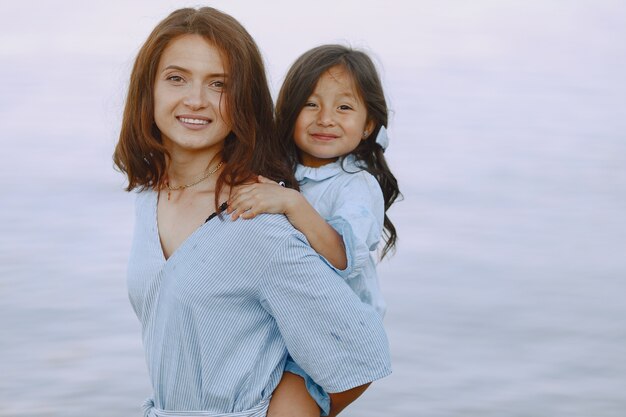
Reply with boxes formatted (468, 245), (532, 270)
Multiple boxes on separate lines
(294, 65), (373, 168)
(309, 132), (340, 141)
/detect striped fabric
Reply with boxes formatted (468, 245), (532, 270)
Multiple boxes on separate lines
(284, 155), (389, 415)
(142, 398), (269, 417)
(128, 190), (392, 415)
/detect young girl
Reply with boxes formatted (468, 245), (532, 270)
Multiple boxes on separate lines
(113, 10), (391, 417)
(228, 45), (400, 416)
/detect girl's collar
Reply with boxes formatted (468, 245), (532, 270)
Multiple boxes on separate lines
(295, 154), (364, 182)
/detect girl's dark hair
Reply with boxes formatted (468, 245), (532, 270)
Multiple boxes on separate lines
(113, 7), (295, 205)
(276, 44), (401, 259)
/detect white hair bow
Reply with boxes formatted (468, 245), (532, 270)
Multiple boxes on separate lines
(375, 126), (389, 151)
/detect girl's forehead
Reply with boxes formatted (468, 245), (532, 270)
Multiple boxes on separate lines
(314, 66), (361, 99)
(321, 65), (352, 84)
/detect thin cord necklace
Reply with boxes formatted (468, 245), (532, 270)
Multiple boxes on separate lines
(165, 161), (223, 201)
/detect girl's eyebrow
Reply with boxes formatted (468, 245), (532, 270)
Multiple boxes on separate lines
(309, 91), (356, 99)
(162, 65), (228, 78)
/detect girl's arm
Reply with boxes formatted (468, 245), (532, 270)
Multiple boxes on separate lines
(228, 176), (347, 270)
(266, 368), (370, 417)
(266, 372), (370, 417)
(328, 383), (371, 417)
(267, 372), (320, 417)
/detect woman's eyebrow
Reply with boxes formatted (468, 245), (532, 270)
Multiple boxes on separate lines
(161, 65), (228, 78)
(162, 64), (189, 73)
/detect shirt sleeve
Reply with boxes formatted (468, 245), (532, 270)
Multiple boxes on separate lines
(257, 232), (392, 393)
(323, 172), (384, 280)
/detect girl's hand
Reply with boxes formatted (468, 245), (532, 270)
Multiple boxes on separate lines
(228, 175), (300, 220)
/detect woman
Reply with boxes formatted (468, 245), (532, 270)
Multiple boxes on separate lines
(113, 7), (391, 417)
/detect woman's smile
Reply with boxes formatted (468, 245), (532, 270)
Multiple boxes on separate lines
(177, 115), (212, 130)
(153, 34), (231, 154)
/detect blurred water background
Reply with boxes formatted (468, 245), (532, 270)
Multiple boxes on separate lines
(1, 1), (625, 416)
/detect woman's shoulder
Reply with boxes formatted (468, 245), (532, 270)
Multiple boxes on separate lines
(221, 213), (316, 267)
(133, 187), (157, 199)
(225, 212), (305, 243)
(132, 188), (157, 215)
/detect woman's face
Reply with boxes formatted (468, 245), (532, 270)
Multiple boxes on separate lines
(153, 34), (231, 156)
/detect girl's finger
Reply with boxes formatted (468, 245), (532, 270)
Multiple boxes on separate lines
(229, 185), (252, 202)
(230, 193), (259, 220)
(240, 210), (257, 220)
(228, 188), (255, 212)
(231, 204), (250, 221)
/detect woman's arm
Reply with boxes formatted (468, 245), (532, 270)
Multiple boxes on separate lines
(228, 176), (347, 269)
(257, 234), (391, 412)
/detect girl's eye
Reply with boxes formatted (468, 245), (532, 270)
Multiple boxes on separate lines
(338, 105), (353, 111)
(304, 102), (317, 108)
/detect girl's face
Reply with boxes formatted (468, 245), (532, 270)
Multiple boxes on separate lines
(293, 65), (374, 168)
(154, 34), (231, 157)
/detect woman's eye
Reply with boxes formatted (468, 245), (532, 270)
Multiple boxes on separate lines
(210, 80), (225, 89)
(166, 75), (184, 82)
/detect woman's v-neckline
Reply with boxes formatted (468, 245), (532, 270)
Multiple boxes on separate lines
(153, 191), (228, 262)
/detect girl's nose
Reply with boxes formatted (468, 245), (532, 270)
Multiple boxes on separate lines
(316, 107), (335, 127)
(183, 84), (209, 110)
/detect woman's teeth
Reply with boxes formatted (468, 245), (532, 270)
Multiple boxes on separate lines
(179, 117), (209, 125)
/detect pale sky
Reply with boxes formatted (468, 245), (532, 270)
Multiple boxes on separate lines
(0, 0), (622, 153)
(3, 0), (621, 89)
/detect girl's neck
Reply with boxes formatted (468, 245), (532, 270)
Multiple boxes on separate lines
(299, 154), (341, 168)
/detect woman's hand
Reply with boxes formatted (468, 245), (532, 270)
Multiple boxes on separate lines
(228, 175), (302, 220)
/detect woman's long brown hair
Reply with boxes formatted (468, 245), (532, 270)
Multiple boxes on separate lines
(276, 45), (401, 259)
(113, 7), (295, 205)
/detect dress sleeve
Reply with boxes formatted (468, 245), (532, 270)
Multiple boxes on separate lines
(323, 172), (384, 280)
(257, 232), (392, 393)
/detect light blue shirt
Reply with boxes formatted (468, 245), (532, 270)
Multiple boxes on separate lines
(127, 190), (391, 416)
(296, 155), (386, 316)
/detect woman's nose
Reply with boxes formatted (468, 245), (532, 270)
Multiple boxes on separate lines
(183, 84), (209, 110)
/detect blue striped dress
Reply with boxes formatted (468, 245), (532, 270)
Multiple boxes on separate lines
(127, 190), (391, 416)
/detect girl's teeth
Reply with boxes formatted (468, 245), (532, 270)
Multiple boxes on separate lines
(180, 117), (209, 125)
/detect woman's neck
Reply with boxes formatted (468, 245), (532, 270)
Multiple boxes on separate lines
(167, 148), (223, 187)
